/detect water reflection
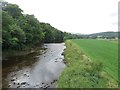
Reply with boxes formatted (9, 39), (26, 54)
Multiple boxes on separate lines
(2, 43), (66, 88)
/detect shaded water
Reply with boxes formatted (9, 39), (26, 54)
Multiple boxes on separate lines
(2, 43), (66, 88)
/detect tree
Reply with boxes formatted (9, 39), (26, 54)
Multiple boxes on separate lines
(24, 15), (44, 45)
(2, 1), (64, 50)
(2, 11), (14, 49)
(2, 3), (23, 19)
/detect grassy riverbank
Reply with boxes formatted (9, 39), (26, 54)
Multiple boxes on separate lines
(57, 40), (118, 88)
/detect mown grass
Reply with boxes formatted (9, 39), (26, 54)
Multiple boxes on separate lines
(57, 40), (118, 88)
(71, 39), (118, 81)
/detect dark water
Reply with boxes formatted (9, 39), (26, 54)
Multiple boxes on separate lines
(2, 43), (66, 88)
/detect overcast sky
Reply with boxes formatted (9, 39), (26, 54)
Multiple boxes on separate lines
(6, 0), (119, 34)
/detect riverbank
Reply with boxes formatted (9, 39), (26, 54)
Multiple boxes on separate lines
(2, 44), (45, 60)
(57, 40), (118, 88)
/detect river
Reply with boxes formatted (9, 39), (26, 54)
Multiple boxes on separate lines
(2, 43), (66, 88)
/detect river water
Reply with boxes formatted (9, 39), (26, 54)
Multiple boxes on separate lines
(2, 43), (66, 89)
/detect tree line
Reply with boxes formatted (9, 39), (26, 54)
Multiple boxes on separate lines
(64, 31), (119, 40)
(78, 32), (119, 39)
(2, 1), (64, 50)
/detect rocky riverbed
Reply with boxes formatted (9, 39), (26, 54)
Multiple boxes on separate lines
(2, 43), (66, 89)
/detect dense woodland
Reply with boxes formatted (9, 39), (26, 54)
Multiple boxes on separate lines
(2, 1), (64, 50)
(2, 1), (119, 50)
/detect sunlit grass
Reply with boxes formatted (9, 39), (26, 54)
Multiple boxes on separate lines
(57, 40), (118, 88)
(71, 39), (118, 81)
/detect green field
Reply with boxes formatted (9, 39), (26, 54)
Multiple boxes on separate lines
(72, 39), (118, 80)
(57, 39), (118, 88)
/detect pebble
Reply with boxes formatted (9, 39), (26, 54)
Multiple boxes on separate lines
(24, 73), (27, 76)
(17, 82), (20, 85)
(11, 79), (15, 81)
(13, 82), (16, 85)
(24, 73), (29, 77)
(8, 84), (11, 87)
(53, 79), (57, 82)
(43, 86), (47, 89)
(21, 82), (27, 85)
(17, 85), (20, 88)
(11, 77), (17, 81)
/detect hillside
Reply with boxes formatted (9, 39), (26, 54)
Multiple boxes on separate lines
(88, 31), (118, 38)
(76, 32), (119, 39)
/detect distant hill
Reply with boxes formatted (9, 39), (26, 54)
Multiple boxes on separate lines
(77, 31), (119, 39)
(64, 31), (119, 40)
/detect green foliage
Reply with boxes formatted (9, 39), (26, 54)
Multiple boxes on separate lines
(2, 11), (14, 30)
(57, 40), (118, 88)
(9, 24), (25, 42)
(10, 37), (19, 48)
(40, 23), (63, 43)
(2, 3), (23, 19)
(63, 32), (79, 40)
(2, 1), (64, 50)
